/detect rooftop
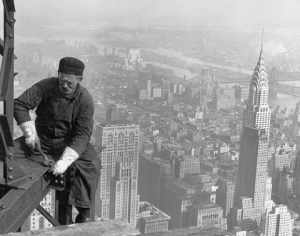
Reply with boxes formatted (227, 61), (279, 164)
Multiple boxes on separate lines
(99, 119), (137, 127)
(176, 195), (195, 201)
(192, 201), (222, 211)
(4, 220), (229, 236)
(143, 212), (170, 222)
(169, 178), (195, 191)
(217, 176), (235, 183)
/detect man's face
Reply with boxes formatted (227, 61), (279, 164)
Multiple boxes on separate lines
(58, 72), (82, 95)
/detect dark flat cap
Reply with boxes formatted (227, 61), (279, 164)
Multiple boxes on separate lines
(59, 57), (85, 76)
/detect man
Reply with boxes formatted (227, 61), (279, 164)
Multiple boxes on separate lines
(14, 57), (101, 223)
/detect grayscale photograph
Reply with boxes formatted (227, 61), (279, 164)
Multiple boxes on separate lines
(0, 0), (300, 235)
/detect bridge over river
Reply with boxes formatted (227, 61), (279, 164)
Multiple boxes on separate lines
(221, 78), (300, 97)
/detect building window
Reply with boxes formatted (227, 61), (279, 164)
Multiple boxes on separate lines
(118, 132), (124, 146)
(107, 133), (113, 146)
(38, 216), (45, 230)
(129, 132), (134, 146)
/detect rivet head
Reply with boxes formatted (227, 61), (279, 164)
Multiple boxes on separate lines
(60, 175), (64, 179)
(55, 180), (58, 183)
(60, 181), (64, 185)
(8, 175), (13, 180)
(9, 35), (13, 38)
(8, 167), (13, 171)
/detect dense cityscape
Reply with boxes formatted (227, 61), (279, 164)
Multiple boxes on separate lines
(6, 2), (300, 235)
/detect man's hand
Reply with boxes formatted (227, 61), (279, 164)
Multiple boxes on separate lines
(19, 121), (40, 150)
(25, 135), (41, 150)
(49, 160), (69, 175)
(49, 147), (79, 176)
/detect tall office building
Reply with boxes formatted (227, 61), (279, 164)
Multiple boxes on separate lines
(231, 43), (271, 231)
(95, 120), (140, 227)
(236, 126), (269, 208)
(294, 151), (300, 195)
(106, 106), (120, 122)
(216, 177), (235, 217)
(278, 167), (294, 200)
(264, 177), (275, 213)
(270, 145), (291, 193)
(163, 177), (195, 229)
(172, 195), (194, 229)
(147, 80), (152, 100)
(138, 154), (169, 210)
(261, 205), (293, 236)
(110, 152), (139, 226)
(235, 44), (270, 207)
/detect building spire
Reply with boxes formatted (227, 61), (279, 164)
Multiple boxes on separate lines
(261, 28), (264, 53)
(256, 29), (265, 68)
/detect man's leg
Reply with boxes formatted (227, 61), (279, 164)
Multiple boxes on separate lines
(68, 142), (101, 223)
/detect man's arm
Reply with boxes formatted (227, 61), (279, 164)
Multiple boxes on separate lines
(69, 91), (94, 157)
(14, 83), (44, 125)
(14, 82), (44, 149)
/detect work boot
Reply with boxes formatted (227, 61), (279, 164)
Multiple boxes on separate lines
(75, 213), (90, 223)
(75, 207), (91, 223)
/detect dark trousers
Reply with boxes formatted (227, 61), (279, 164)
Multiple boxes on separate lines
(14, 136), (101, 208)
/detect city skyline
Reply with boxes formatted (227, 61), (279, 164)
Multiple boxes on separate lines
(2, 1), (300, 234)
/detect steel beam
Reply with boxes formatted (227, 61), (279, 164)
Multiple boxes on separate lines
(1, 0), (15, 135)
(0, 159), (51, 234)
(36, 204), (61, 227)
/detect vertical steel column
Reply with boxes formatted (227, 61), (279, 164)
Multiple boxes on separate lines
(0, 0), (27, 187)
(55, 189), (73, 225)
(55, 167), (74, 225)
(1, 0), (15, 135)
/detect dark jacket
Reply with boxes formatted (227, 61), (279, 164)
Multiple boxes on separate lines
(14, 77), (94, 156)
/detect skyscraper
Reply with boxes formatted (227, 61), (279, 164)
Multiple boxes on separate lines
(236, 127), (269, 208)
(269, 145), (291, 193)
(216, 177), (235, 218)
(261, 205), (293, 236)
(230, 40), (271, 231)
(235, 42), (271, 208)
(293, 151), (300, 196)
(95, 120), (140, 227)
(147, 80), (152, 100)
(110, 152), (138, 226)
(138, 154), (169, 210)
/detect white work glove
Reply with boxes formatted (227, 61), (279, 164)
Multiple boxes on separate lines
(19, 120), (40, 150)
(50, 147), (79, 176)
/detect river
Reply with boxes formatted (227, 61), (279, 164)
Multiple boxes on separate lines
(147, 61), (197, 79)
(143, 48), (299, 110)
(280, 81), (300, 87)
(146, 48), (253, 75)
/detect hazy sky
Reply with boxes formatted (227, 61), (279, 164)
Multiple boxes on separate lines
(11, 0), (300, 30)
